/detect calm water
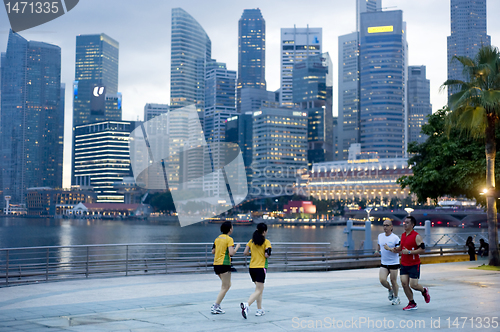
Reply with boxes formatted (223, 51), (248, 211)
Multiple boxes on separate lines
(0, 217), (488, 251)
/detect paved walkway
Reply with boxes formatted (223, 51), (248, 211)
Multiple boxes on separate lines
(0, 260), (499, 331)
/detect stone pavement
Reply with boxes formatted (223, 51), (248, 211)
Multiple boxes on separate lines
(0, 260), (499, 331)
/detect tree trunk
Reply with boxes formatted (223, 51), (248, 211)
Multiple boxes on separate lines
(485, 113), (499, 266)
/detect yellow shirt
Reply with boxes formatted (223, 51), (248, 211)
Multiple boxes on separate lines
(247, 239), (272, 268)
(213, 234), (234, 266)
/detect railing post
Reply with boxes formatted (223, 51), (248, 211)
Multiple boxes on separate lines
(86, 246), (89, 278)
(165, 245), (168, 274)
(126, 245), (129, 276)
(285, 245), (288, 272)
(46, 248), (49, 281)
(5, 250), (8, 286)
(440, 247), (443, 256)
(205, 244), (208, 272)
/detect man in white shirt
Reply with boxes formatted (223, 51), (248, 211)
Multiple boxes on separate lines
(375, 220), (401, 305)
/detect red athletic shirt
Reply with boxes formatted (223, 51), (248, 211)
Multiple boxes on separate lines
(400, 230), (421, 266)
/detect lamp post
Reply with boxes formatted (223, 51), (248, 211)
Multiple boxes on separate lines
(404, 207), (414, 215)
(365, 207), (372, 221)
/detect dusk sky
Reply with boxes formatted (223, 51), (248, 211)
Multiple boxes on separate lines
(1, 0), (499, 187)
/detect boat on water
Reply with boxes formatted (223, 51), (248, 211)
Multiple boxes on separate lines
(207, 213), (253, 226)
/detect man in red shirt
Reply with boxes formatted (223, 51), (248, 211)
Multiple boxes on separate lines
(385, 216), (430, 310)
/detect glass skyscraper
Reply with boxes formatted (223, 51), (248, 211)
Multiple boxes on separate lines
(1, 30), (64, 204)
(337, 0), (381, 160)
(170, 8), (211, 112)
(73, 33), (119, 126)
(447, 0), (490, 98)
(359, 10), (408, 159)
(237, 8), (266, 112)
(407, 66), (431, 145)
(72, 33), (120, 186)
(293, 53), (334, 166)
(280, 26), (322, 106)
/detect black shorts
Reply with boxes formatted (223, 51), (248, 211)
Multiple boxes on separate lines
(400, 264), (420, 279)
(214, 265), (231, 275)
(249, 268), (266, 283)
(380, 264), (400, 271)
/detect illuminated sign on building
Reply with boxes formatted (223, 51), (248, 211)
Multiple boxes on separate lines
(367, 26), (394, 33)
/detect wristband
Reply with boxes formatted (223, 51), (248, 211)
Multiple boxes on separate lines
(408, 250), (411, 255)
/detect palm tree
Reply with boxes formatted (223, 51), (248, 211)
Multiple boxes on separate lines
(441, 45), (500, 266)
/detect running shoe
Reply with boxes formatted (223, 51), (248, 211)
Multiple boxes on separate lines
(240, 302), (249, 319)
(388, 289), (394, 301)
(403, 302), (418, 311)
(255, 309), (265, 316)
(422, 287), (431, 303)
(211, 304), (225, 314)
(391, 296), (401, 305)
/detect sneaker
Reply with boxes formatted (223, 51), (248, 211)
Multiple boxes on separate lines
(255, 309), (265, 316)
(240, 302), (249, 319)
(388, 289), (394, 301)
(422, 287), (431, 303)
(211, 303), (225, 314)
(391, 296), (401, 305)
(403, 302), (418, 311)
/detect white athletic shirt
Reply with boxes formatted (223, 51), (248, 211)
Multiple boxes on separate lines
(378, 232), (400, 265)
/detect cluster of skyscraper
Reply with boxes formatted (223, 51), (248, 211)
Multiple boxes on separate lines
(0, 0), (491, 205)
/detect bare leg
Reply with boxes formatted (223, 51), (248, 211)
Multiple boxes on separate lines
(400, 274), (413, 301)
(215, 272), (231, 305)
(379, 267), (391, 290)
(409, 278), (424, 293)
(389, 269), (399, 297)
(247, 282), (264, 309)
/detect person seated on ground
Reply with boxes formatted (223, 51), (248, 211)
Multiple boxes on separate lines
(478, 239), (489, 257)
(465, 236), (475, 261)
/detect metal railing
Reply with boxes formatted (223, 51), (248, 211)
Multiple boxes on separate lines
(0, 242), (469, 287)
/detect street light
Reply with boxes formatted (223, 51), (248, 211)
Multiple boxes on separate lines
(404, 207), (414, 215)
(365, 207), (372, 221)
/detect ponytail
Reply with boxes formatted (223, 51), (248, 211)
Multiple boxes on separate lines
(252, 223), (268, 246)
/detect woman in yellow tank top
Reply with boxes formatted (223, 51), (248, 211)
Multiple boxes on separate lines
(240, 223), (271, 318)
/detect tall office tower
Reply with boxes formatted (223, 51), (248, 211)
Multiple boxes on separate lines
(144, 103), (170, 122)
(447, 0), (490, 98)
(74, 121), (138, 202)
(337, 0), (381, 160)
(73, 34), (120, 126)
(237, 9), (266, 112)
(203, 61), (237, 196)
(72, 33), (120, 186)
(0, 30), (63, 204)
(407, 66), (432, 145)
(293, 53), (334, 167)
(170, 8), (211, 112)
(359, 10), (408, 158)
(252, 108), (308, 196)
(280, 26), (322, 106)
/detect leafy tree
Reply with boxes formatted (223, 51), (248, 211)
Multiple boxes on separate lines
(148, 191), (176, 213)
(398, 109), (494, 204)
(440, 45), (500, 265)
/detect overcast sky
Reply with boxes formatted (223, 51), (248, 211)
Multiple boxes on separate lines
(1, 0), (499, 188)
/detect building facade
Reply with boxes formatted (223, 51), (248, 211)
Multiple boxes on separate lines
(280, 26), (322, 106)
(407, 66), (432, 145)
(305, 157), (412, 201)
(203, 61), (237, 196)
(251, 108), (308, 197)
(1, 30), (64, 204)
(447, 0), (490, 98)
(170, 8), (211, 112)
(74, 121), (138, 203)
(359, 10), (408, 159)
(337, 0), (381, 160)
(293, 53), (334, 167)
(144, 103), (170, 122)
(237, 8), (266, 112)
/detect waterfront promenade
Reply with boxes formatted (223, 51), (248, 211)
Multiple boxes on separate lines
(0, 260), (498, 331)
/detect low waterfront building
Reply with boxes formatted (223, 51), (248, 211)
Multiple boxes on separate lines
(26, 188), (96, 216)
(69, 203), (151, 218)
(303, 155), (412, 201)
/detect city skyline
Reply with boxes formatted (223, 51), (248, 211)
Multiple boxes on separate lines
(0, 0), (499, 187)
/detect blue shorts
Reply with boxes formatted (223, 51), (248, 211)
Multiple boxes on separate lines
(400, 264), (420, 279)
